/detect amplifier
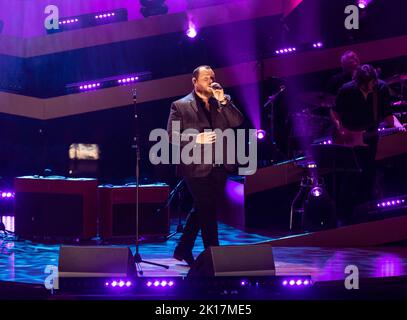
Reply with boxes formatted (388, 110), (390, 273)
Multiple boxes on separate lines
(98, 184), (169, 239)
(14, 176), (98, 240)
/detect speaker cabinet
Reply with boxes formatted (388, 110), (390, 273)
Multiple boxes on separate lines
(58, 246), (134, 278)
(187, 245), (275, 277)
(98, 185), (169, 239)
(14, 177), (98, 240)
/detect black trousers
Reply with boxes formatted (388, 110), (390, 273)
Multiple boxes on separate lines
(336, 143), (378, 224)
(177, 167), (227, 251)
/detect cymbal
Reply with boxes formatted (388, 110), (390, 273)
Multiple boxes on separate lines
(299, 91), (335, 107)
(385, 73), (407, 85)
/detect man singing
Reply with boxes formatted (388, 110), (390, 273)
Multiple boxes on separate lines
(167, 65), (244, 266)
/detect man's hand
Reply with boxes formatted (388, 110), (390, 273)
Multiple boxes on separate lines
(196, 132), (216, 144)
(210, 82), (226, 103)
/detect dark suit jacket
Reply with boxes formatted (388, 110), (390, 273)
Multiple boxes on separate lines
(167, 91), (244, 177)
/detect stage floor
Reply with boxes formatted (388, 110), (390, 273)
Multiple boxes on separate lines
(1, 218), (407, 291)
(0, 218), (274, 284)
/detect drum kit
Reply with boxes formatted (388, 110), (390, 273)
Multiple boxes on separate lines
(288, 91), (336, 144)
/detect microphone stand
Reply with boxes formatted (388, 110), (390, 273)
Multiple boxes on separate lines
(264, 85), (286, 162)
(131, 88), (169, 275)
(164, 179), (185, 240)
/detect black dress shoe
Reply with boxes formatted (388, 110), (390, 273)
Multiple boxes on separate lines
(173, 246), (195, 267)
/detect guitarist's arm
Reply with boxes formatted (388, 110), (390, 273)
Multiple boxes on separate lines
(331, 109), (351, 136)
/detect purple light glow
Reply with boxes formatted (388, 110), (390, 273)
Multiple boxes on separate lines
(186, 26), (198, 39)
(310, 187), (323, 197)
(146, 279), (175, 288)
(374, 255), (403, 278)
(1, 216), (14, 233)
(1, 191), (15, 199)
(256, 129), (266, 140)
(117, 76), (139, 84)
(358, 0), (368, 9)
(59, 18), (79, 25)
(106, 279), (133, 288)
(376, 197), (406, 208)
(95, 12), (115, 19)
(275, 47), (297, 55)
(79, 83), (101, 91)
(282, 278), (312, 287)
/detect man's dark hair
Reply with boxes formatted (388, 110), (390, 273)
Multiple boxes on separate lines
(192, 65), (212, 79)
(353, 64), (378, 87)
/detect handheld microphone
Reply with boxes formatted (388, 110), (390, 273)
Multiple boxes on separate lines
(210, 82), (223, 90)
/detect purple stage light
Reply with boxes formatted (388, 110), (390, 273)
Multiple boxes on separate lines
(256, 129), (266, 140)
(59, 18), (79, 25)
(376, 197), (406, 209)
(146, 279), (175, 288)
(1, 191), (15, 199)
(358, 0), (368, 9)
(276, 47), (297, 55)
(95, 12), (116, 19)
(310, 187), (323, 197)
(283, 278), (311, 287)
(111, 281), (117, 287)
(117, 76), (139, 85)
(186, 26), (198, 39)
(79, 83), (101, 91)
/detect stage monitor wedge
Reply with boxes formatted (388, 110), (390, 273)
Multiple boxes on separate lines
(58, 246), (134, 278)
(187, 245), (275, 277)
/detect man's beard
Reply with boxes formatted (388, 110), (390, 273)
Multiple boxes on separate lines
(196, 86), (212, 98)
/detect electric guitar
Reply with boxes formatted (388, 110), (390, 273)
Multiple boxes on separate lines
(333, 124), (407, 147)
